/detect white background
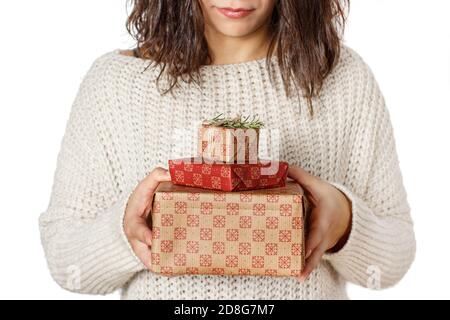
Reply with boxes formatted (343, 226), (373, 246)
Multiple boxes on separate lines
(0, 0), (449, 300)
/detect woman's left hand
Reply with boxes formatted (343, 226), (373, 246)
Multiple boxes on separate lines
(288, 165), (353, 282)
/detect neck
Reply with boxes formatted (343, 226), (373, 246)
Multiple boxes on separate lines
(204, 24), (273, 65)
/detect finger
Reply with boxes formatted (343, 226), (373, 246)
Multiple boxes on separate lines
(128, 219), (153, 246)
(141, 168), (172, 193)
(298, 243), (326, 282)
(304, 223), (324, 260)
(288, 166), (320, 194)
(132, 241), (152, 270)
(129, 168), (172, 214)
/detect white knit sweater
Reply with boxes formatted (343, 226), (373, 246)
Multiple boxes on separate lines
(39, 45), (415, 300)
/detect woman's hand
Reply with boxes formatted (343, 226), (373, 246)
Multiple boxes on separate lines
(288, 165), (353, 282)
(124, 168), (172, 269)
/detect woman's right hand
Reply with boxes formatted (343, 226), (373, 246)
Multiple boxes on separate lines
(124, 167), (172, 269)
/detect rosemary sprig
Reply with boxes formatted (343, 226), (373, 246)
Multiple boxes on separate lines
(204, 114), (265, 129)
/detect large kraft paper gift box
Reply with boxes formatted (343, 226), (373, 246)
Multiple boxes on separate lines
(149, 180), (310, 277)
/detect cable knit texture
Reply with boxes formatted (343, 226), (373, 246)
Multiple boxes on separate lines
(39, 45), (415, 300)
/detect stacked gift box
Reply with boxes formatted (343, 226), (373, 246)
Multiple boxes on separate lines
(150, 115), (310, 277)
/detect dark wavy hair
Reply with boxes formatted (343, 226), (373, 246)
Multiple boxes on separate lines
(126, 0), (349, 116)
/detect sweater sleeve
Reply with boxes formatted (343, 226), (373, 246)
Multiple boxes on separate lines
(39, 56), (145, 295)
(322, 58), (416, 289)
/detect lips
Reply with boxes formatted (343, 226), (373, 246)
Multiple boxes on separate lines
(217, 7), (255, 19)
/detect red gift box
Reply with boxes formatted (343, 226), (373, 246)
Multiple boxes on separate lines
(169, 157), (289, 192)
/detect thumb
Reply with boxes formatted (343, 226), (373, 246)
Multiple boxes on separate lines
(288, 166), (321, 194)
(142, 168), (172, 191)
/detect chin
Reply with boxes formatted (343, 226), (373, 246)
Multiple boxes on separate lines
(215, 23), (260, 37)
(218, 28), (254, 37)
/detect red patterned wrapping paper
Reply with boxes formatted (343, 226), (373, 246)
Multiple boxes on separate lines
(149, 181), (309, 277)
(169, 158), (289, 192)
(198, 124), (260, 163)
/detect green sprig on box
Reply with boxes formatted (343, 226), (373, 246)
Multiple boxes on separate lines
(204, 114), (265, 129)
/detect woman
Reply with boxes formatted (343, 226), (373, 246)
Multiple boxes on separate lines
(39, 0), (416, 299)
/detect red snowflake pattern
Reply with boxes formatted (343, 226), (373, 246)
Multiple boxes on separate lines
(151, 253), (160, 265)
(213, 215), (226, 228)
(265, 269), (277, 276)
(240, 194), (252, 202)
(200, 228), (212, 240)
(161, 240), (173, 253)
(266, 194), (280, 203)
(186, 267), (199, 275)
(153, 201), (161, 213)
(212, 268), (225, 275)
(291, 244), (302, 256)
(252, 256), (265, 268)
(280, 204), (292, 216)
(183, 163), (194, 172)
(220, 166), (231, 177)
(211, 177), (222, 189)
(226, 203), (240, 215)
(292, 217), (303, 229)
(226, 229), (239, 241)
(279, 256), (291, 269)
(225, 255), (238, 268)
(214, 193), (227, 202)
(152, 227), (160, 240)
(253, 203), (266, 216)
(201, 202), (213, 215)
(175, 201), (187, 215)
(187, 241), (199, 253)
(161, 267), (173, 275)
(174, 227), (187, 240)
(187, 192), (200, 201)
(239, 269), (251, 276)
(187, 215), (199, 227)
(250, 167), (261, 179)
(161, 192), (173, 200)
(193, 173), (203, 186)
(266, 217), (279, 229)
(174, 254), (187, 266)
(279, 230), (292, 242)
(161, 214), (174, 226)
(174, 170), (184, 182)
(239, 243), (251, 255)
(200, 255), (212, 267)
(265, 243), (278, 256)
(213, 242), (225, 254)
(252, 230), (265, 242)
(239, 216), (252, 228)
(201, 164), (212, 175)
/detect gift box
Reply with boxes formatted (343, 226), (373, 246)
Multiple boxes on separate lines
(198, 123), (260, 163)
(169, 157), (289, 192)
(149, 180), (309, 277)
